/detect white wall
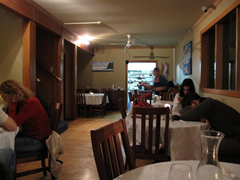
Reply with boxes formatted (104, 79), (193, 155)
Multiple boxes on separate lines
(0, 8), (23, 84)
(175, 0), (240, 112)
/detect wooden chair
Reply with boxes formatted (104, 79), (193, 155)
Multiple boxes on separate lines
(139, 90), (152, 95)
(133, 89), (138, 95)
(132, 106), (170, 165)
(91, 119), (135, 180)
(128, 92), (133, 102)
(132, 93), (152, 105)
(90, 93), (107, 117)
(118, 98), (126, 119)
(97, 88), (107, 93)
(16, 102), (62, 179)
(159, 92), (176, 101)
(168, 87), (179, 94)
(77, 89), (87, 116)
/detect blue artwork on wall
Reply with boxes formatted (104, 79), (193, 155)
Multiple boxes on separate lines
(183, 41), (192, 75)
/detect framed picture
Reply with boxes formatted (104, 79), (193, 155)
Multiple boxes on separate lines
(183, 41), (192, 75)
(92, 62), (114, 72)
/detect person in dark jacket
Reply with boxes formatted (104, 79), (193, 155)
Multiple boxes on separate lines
(181, 92), (240, 157)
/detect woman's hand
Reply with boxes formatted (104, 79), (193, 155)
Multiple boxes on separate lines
(178, 96), (183, 102)
(201, 118), (211, 128)
(11, 94), (19, 102)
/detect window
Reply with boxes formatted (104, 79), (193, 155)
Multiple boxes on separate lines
(200, 5), (240, 98)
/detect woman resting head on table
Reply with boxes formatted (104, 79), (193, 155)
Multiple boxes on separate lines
(172, 78), (195, 119)
(0, 79), (51, 152)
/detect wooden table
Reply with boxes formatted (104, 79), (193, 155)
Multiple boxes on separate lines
(85, 93), (109, 105)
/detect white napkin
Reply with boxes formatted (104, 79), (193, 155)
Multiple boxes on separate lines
(222, 167), (240, 180)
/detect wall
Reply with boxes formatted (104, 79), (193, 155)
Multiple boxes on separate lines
(0, 8), (23, 84)
(77, 48), (94, 89)
(87, 48), (174, 90)
(175, 0), (240, 112)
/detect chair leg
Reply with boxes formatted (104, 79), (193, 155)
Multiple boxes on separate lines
(41, 159), (47, 176)
(51, 173), (56, 180)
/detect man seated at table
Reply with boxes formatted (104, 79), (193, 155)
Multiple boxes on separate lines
(0, 108), (17, 180)
(180, 92), (240, 159)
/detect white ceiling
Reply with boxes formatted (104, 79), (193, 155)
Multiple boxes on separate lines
(32, 0), (216, 47)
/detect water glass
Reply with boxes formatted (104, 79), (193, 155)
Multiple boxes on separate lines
(169, 163), (193, 180)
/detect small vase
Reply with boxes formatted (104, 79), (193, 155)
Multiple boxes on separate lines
(196, 130), (225, 180)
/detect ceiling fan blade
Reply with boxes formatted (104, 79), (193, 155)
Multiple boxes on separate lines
(131, 44), (147, 47)
(110, 43), (126, 45)
(133, 56), (150, 58)
(154, 56), (170, 59)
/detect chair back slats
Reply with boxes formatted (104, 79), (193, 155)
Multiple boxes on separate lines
(91, 119), (135, 180)
(133, 90), (138, 95)
(118, 98), (126, 119)
(132, 94), (152, 105)
(159, 92), (175, 101)
(155, 115), (161, 154)
(132, 107), (170, 164)
(102, 140), (113, 179)
(108, 137), (119, 177)
(113, 134), (125, 174)
(47, 102), (62, 131)
(77, 89), (86, 105)
(97, 88), (107, 93)
(140, 117), (146, 154)
(139, 90), (152, 96)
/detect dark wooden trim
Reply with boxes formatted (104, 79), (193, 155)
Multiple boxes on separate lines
(55, 36), (62, 104)
(201, 0), (240, 34)
(34, 8), (63, 36)
(22, 20), (36, 93)
(200, 35), (210, 88)
(215, 24), (224, 89)
(200, 88), (240, 98)
(0, 0), (33, 19)
(1, 0), (93, 53)
(236, 7), (240, 91)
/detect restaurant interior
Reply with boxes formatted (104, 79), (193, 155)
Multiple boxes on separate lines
(1, 0), (240, 179)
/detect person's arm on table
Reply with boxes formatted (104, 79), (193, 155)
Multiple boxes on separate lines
(0, 108), (17, 131)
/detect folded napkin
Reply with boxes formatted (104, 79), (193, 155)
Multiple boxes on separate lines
(222, 167), (240, 180)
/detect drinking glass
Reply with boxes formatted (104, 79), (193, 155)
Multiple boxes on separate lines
(169, 163), (193, 180)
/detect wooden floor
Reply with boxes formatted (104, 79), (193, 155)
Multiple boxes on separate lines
(17, 110), (152, 180)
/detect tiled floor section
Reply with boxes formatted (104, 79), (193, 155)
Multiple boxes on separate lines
(17, 111), (152, 180)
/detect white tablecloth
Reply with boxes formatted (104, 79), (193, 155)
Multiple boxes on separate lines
(114, 160), (240, 180)
(85, 93), (109, 105)
(0, 127), (19, 150)
(125, 114), (208, 161)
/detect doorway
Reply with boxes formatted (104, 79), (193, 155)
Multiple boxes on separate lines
(126, 61), (157, 105)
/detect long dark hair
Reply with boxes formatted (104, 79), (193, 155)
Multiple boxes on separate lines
(179, 78), (195, 97)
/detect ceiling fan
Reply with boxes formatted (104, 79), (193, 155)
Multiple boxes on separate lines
(133, 47), (170, 59)
(110, 34), (146, 50)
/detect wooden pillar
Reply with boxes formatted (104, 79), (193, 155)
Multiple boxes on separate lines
(215, 24), (224, 89)
(22, 20), (36, 93)
(236, 7), (240, 91)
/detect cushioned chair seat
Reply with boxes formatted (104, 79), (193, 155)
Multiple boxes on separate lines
(16, 146), (47, 159)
